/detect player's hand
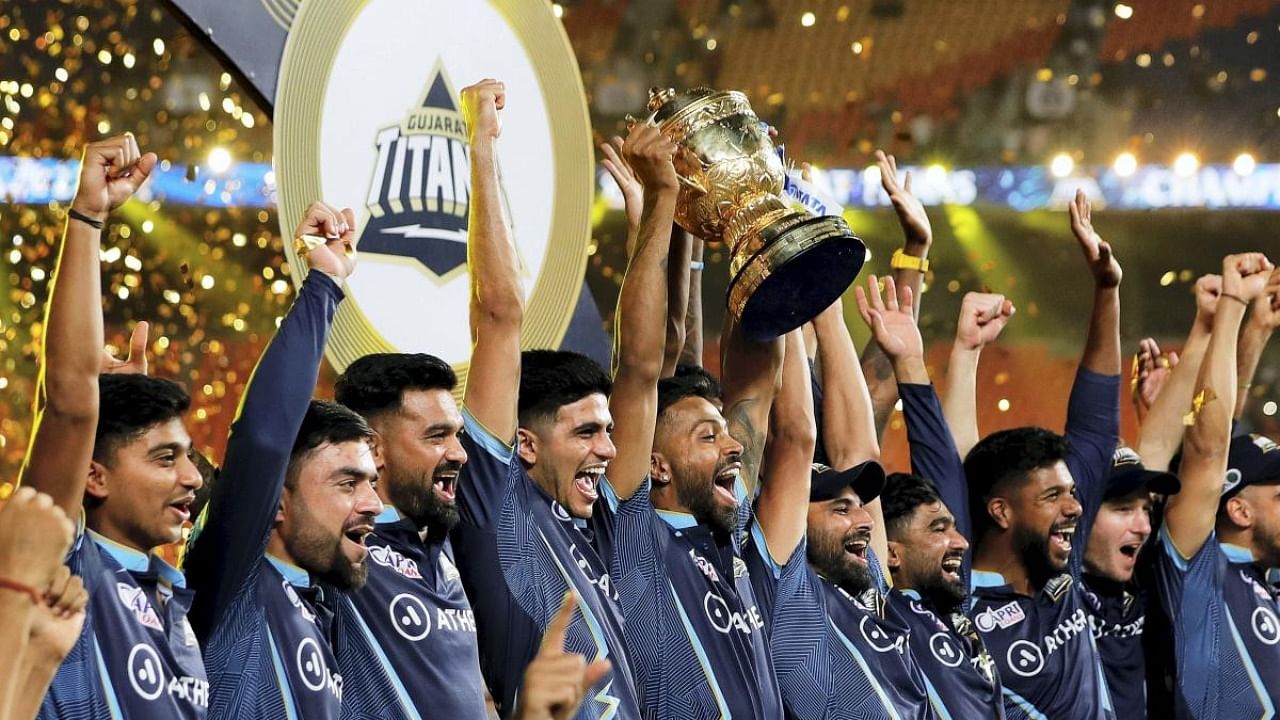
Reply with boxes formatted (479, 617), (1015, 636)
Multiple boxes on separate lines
(461, 79), (505, 146)
(955, 292), (1015, 351)
(1132, 337), (1177, 421)
(1069, 190), (1121, 288)
(101, 321), (150, 375)
(600, 137), (642, 231)
(295, 202), (359, 280)
(516, 591), (612, 720)
(854, 274), (923, 362)
(27, 566), (88, 663)
(70, 133), (158, 222)
(1247, 267), (1280, 330)
(876, 150), (931, 247)
(622, 124), (679, 193)
(1222, 253), (1274, 303)
(0, 487), (75, 593)
(1192, 273), (1222, 330)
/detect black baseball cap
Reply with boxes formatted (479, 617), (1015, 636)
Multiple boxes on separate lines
(1106, 445), (1180, 501)
(1221, 433), (1280, 501)
(810, 460), (886, 504)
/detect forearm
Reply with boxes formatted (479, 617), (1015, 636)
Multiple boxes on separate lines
(942, 345), (981, 458)
(614, 191), (676, 379)
(468, 145), (524, 325)
(721, 320), (784, 494)
(0, 595), (33, 720)
(1081, 286), (1121, 376)
(860, 340), (899, 436)
(1137, 322), (1210, 470)
(1235, 320), (1273, 418)
(662, 226), (691, 377)
(11, 644), (63, 720)
(678, 235), (705, 368)
(19, 219), (104, 515)
(901, 383), (969, 534)
(816, 310), (879, 466)
(758, 330), (816, 562)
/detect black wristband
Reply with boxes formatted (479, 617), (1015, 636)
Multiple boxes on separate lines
(67, 207), (104, 229)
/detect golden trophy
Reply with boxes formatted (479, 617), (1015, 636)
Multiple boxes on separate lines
(641, 87), (867, 339)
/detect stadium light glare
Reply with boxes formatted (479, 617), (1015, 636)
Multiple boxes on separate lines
(1233, 152), (1257, 176)
(207, 147), (233, 174)
(1173, 152), (1199, 177)
(1050, 153), (1074, 178)
(1113, 152), (1137, 177)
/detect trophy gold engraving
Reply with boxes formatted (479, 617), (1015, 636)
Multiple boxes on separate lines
(641, 87), (867, 340)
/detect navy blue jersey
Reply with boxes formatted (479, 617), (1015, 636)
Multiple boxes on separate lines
(607, 478), (783, 719)
(40, 530), (208, 719)
(185, 273), (346, 720)
(1155, 529), (1280, 718)
(888, 590), (1003, 720)
(966, 369), (1120, 720)
(337, 507), (487, 720)
(748, 538), (936, 720)
(450, 410), (640, 719)
(1081, 574), (1147, 719)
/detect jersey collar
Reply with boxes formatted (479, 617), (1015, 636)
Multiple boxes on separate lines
(375, 505), (404, 524)
(266, 553), (314, 588)
(89, 530), (186, 588)
(656, 509), (699, 529)
(1222, 542), (1256, 564)
(970, 569), (1009, 590)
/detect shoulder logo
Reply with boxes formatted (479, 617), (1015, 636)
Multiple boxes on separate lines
(1043, 574), (1073, 602)
(439, 552), (461, 584)
(360, 60), (471, 279)
(551, 501), (573, 523)
(687, 549), (721, 583)
(369, 544), (423, 579)
(281, 580), (317, 623)
(733, 557), (748, 580)
(974, 600), (1025, 632)
(116, 583), (163, 631)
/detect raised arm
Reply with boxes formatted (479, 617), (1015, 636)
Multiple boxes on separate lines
(1137, 275), (1219, 470)
(720, 318), (783, 498)
(186, 203), (354, 634)
(1132, 337), (1177, 426)
(679, 234), (706, 368)
(1165, 253), (1273, 558)
(662, 226), (692, 377)
(757, 330), (816, 564)
(1235, 268), (1280, 418)
(941, 292), (1015, 458)
(461, 80), (525, 442)
(20, 134), (155, 517)
(813, 298), (880, 464)
(862, 150), (932, 435)
(606, 125), (679, 501)
(1069, 190), (1122, 377)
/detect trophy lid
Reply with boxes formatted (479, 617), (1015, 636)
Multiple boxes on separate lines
(647, 87), (677, 113)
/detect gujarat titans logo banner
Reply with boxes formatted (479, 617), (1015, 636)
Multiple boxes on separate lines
(361, 63), (471, 280)
(161, 0), (610, 377)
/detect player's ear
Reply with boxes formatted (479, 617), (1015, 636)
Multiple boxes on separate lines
(368, 431), (386, 471)
(886, 540), (904, 571)
(650, 452), (672, 486)
(516, 427), (538, 466)
(1225, 495), (1252, 529)
(86, 460), (110, 501)
(987, 496), (1012, 531)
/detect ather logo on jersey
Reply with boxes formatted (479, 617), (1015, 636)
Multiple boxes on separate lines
(860, 616), (906, 654)
(125, 643), (209, 706)
(1252, 607), (1280, 645)
(296, 637), (344, 701)
(704, 592), (764, 635)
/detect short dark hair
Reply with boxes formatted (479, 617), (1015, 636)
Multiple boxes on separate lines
(657, 370), (721, 420)
(94, 374), (191, 464)
(518, 350), (611, 428)
(881, 472), (944, 540)
(286, 400), (377, 488)
(335, 353), (456, 419)
(965, 427), (1070, 533)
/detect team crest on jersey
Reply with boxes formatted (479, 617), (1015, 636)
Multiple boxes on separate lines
(1043, 574), (1073, 602)
(282, 580), (317, 623)
(974, 600), (1026, 632)
(1253, 434), (1279, 454)
(369, 544), (424, 579)
(733, 557), (748, 580)
(439, 552), (461, 584)
(360, 60), (470, 279)
(116, 583), (163, 631)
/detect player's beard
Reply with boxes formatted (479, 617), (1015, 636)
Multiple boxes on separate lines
(808, 525), (873, 596)
(386, 461), (462, 540)
(288, 500), (369, 591)
(672, 460), (738, 535)
(916, 551), (968, 612)
(1014, 523), (1060, 590)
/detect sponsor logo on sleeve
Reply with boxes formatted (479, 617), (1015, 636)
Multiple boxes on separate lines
(974, 601), (1026, 632)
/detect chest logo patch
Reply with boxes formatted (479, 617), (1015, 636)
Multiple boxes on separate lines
(859, 616), (904, 654)
(974, 601), (1025, 632)
(388, 593), (433, 641)
(296, 637), (343, 700)
(369, 544), (423, 579)
(116, 583), (163, 631)
(929, 632), (965, 667)
(127, 644), (165, 700)
(1006, 639), (1045, 677)
(1252, 607), (1280, 645)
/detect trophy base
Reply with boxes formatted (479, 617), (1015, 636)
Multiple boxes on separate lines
(729, 214), (866, 340)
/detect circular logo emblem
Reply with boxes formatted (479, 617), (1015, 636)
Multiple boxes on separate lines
(551, 501), (572, 523)
(389, 593), (433, 641)
(1006, 639), (1045, 677)
(859, 616), (899, 653)
(705, 592), (734, 634)
(296, 637), (330, 692)
(1253, 607), (1280, 645)
(275, 0), (593, 378)
(974, 609), (996, 633)
(929, 632), (965, 668)
(127, 644), (165, 700)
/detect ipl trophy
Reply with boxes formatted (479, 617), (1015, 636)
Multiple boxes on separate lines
(641, 87), (867, 340)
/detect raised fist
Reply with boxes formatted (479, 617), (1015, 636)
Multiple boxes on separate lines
(621, 124), (679, 192)
(71, 133), (158, 221)
(955, 292), (1015, 351)
(294, 202), (359, 281)
(461, 79), (505, 146)
(0, 487), (75, 594)
(1222, 253), (1274, 303)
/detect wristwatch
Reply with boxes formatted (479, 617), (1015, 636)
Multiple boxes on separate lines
(890, 248), (929, 272)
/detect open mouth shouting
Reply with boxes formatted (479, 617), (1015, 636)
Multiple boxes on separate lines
(940, 552), (964, 584)
(844, 532), (871, 567)
(167, 495), (196, 524)
(1118, 540), (1143, 563)
(1049, 523), (1076, 558)
(342, 522), (376, 560)
(433, 468), (459, 503)
(713, 462), (741, 505)
(574, 464), (607, 503)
